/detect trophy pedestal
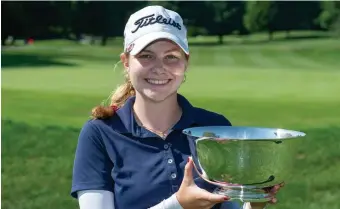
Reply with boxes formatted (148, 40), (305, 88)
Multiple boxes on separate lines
(213, 186), (273, 203)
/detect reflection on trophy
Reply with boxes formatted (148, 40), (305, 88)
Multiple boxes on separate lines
(183, 126), (306, 203)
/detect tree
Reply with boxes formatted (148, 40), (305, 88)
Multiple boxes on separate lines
(205, 1), (247, 44)
(243, 1), (278, 40)
(271, 2), (321, 38)
(147, 1), (247, 44)
(317, 1), (340, 35)
(49, 1), (76, 39)
(71, 1), (146, 46)
(2, 2), (32, 45)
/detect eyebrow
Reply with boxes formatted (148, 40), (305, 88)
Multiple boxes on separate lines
(165, 47), (181, 53)
(141, 48), (180, 54)
(140, 49), (154, 54)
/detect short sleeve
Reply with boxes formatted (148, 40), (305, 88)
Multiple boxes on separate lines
(210, 113), (232, 127)
(71, 120), (114, 199)
(218, 114), (232, 126)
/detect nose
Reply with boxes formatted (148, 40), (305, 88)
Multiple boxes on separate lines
(151, 66), (166, 74)
(151, 57), (166, 74)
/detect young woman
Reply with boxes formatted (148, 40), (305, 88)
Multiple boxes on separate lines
(71, 5), (282, 209)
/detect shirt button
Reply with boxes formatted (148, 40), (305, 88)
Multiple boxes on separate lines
(164, 144), (169, 149)
(171, 173), (177, 179)
(167, 159), (173, 164)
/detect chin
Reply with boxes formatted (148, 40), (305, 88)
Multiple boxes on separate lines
(142, 90), (177, 103)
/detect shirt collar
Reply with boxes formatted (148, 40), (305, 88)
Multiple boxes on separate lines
(115, 94), (198, 136)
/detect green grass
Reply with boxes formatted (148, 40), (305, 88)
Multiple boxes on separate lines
(1, 120), (79, 209)
(2, 33), (340, 209)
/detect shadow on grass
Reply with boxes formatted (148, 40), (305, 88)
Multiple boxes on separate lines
(1, 53), (78, 69)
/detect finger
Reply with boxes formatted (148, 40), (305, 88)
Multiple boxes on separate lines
(263, 186), (272, 193)
(270, 185), (281, 194)
(207, 193), (230, 203)
(279, 182), (285, 187)
(199, 188), (230, 203)
(269, 197), (278, 204)
(182, 157), (194, 186)
(263, 183), (283, 194)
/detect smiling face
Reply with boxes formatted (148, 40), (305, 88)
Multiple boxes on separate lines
(121, 39), (188, 103)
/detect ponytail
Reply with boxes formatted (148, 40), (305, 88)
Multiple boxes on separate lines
(91, 72), (135, 119)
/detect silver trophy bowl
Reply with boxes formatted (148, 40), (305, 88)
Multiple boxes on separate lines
(183, 126), (306, 203)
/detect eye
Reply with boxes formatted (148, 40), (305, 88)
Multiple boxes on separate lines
(138, 54), (153, 59)
(165, 55), (179, 60)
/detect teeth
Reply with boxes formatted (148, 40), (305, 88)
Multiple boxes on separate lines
(146, 79), (169, 85)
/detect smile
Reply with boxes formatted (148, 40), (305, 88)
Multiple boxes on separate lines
(146, 79), (171, 85)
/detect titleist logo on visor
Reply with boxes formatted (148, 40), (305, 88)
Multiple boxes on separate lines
(131, 14), (182, 33)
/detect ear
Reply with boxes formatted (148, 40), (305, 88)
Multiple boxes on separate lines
(120, 53), (129, 70)
(184, 60), (189, 72)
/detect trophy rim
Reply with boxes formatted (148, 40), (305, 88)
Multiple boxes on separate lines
(182, 126), (306, 140)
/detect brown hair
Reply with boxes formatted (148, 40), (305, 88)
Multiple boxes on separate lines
(91, 55), (135, 119)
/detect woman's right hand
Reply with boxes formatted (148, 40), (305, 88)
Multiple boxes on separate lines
(175, 157), (230, 209)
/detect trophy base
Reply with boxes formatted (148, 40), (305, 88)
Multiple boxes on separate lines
(213, 186), (273, 203)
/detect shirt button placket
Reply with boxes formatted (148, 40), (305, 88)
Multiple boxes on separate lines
(171, 173), (177, 179)
(164, 143), (179, 193)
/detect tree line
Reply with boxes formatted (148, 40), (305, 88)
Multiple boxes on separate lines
(2, 1), (340, 46)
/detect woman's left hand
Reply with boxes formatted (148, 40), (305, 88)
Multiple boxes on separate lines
(248, 182), (285, 209)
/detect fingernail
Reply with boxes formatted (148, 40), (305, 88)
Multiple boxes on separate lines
(187, 157), (190, 163)
(223, 197), (230, 201)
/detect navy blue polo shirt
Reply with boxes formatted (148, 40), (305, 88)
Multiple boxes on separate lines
(71, 94), (238, 209)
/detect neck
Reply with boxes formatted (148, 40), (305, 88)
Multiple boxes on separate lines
(133, 93), (182, 134)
